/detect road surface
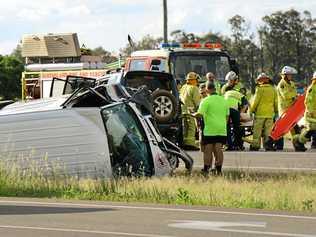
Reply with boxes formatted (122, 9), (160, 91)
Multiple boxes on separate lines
(0, 198), (315, 237)
(185, 139), (316, 172)
(187, 150), (316, 172)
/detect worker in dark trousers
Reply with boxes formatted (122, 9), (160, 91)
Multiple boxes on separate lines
(193, 82), (229, 175)
(223, 71), (245, 151)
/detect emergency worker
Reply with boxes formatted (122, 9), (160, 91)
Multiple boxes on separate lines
(180, 72), (201, 150)
(199, 83), (207, 98)
(206, 72), (221, 95)
(193, 82), (229, 175)
(293, 72), (316, 151)
(223, 71), (244, 150)
(276, 66), (304, 151)
(250, 73), (278, 151)
(221, 72), (242, 95)
(198, 83), (207, 152)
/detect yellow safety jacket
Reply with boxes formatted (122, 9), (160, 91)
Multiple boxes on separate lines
(224, 89), (243, 110)
(180, 84), (201, 113)
(276, 78), (297, 114)
(214, 80), (222, 95)
(250, 84), (278, 118)
(305, 82), (316, 123)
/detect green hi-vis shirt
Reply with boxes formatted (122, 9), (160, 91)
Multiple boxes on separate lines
(198, 94), (229, 136)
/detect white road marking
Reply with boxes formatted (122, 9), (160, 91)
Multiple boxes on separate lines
(169, 220), (267, 229)
(0, 224), (174, 237)
(169, 220), (316, 237)
(210, 166), (316, 171)
(0, 199), (315, 220)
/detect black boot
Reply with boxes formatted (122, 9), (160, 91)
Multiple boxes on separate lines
(264, 137), (276, 151)
(293, 139), (307, 152)
(215, 165), (222, 175)
(201, 165), (210, 175)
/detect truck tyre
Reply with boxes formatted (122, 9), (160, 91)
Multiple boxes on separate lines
(152, 89), (177, 123)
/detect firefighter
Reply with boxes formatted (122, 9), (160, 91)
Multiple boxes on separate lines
(276, 66), (305, 151)
(206, 72), (221, 95)
(221, 71), (242, 95)
(293, 72), (316, 151)
(249, 73), (278, 151)
(223, 71), (245, 150)
(180, 72), (201, 150)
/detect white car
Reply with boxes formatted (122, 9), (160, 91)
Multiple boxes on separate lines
(0, 84), (193, 178)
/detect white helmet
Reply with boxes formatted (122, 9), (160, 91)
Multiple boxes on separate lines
(256, 72), (270, 82)
(225, 71), (238, 81)
(312, 72), (316, 80)
(281, 66), (297, 75)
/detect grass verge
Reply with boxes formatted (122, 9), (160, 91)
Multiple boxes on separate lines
(0, 167), (315, 212)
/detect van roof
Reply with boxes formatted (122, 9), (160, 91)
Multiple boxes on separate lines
(130, 48), (223, 58)
(0, 96), (68, 115)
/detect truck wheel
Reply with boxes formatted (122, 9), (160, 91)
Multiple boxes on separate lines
(152, 89), (177, 123)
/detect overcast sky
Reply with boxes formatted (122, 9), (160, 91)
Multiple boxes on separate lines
(0, 0), (315, 55)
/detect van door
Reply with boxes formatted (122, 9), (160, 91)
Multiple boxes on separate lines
(49, 76), (96, 97)
(50, 77), (67, 97)
(64, 76), (96, 95)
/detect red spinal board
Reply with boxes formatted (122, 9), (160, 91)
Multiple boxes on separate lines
(270, 94), (306, 141)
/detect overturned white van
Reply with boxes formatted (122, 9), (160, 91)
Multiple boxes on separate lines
(0, 84), (193, 178)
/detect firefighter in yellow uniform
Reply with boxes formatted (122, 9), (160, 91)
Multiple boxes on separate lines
(180, 72), (201, 150)
(293, 72), (316, 151)
(250, 73), (278, 151)
(276, 66), (304, 151)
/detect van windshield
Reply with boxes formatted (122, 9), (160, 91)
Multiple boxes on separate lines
(101, 103), (154, 176)
(170, 53), (230, 83)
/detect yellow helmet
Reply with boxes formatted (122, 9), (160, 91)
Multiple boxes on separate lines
(186, 72), (198, 81)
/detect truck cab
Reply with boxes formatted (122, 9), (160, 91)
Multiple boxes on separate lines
(125, 42), (238, 84)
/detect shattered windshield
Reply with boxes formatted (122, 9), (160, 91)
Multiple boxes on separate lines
(101, 103), (154, 176)
(170, 53), (230, 82)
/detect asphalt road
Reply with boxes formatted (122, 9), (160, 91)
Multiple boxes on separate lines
(0, 198), (315, 237)
(185, 140), (316, 172)
(187, 150), (316, 172)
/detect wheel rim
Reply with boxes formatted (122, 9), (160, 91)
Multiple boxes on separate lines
(154, 95), (173, 118)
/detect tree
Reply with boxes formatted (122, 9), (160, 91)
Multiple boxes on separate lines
(120, 35), (163, 56)
(11, 44), (23, 63)
(91, 46), (118, 63)
(260, 9), (316, 85)
(80, 47), (92, 56)
(227, 15), (260, 90)
(0, 55), (24, 100)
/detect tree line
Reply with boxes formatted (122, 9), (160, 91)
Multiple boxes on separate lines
(120, 9), (316, 91)
(0, 8), (315, 100)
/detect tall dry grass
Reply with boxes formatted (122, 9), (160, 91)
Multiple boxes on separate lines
(0, 160), (315, 212)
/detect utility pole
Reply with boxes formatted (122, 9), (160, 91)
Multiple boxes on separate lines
(163, 0), (168, 43)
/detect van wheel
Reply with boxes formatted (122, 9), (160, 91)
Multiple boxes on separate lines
(152, 89), (177, 123)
